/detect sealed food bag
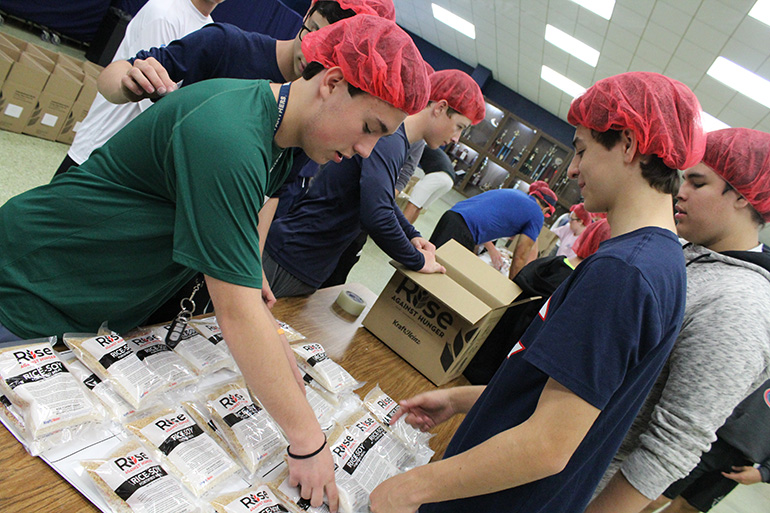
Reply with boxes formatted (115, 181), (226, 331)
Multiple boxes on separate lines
(153, 323), (234, 376)
(328, 426), (395, 513)
(292, 343), (360, 394)
(0, 339), (102, 440)
(363, 385), (434, 465)
(0, 393), (26, 434)
(275, 320), (306, 342)
(274, 473), (331, 513)
(204, 379), (287, 476)
(344, 412), (415, 471)
(62, 352), (136, 423)
(125, 330), (197, 391)
(63, 332), (166, 409)
(188, 317), (231, 356)
(210, 484), (292, 513)
(82, 439), (203, 513)
(126, 407), (241, 497)
(181, 400), (240, 463)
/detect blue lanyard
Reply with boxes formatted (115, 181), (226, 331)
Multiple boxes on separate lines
(274, 82), (291, 135)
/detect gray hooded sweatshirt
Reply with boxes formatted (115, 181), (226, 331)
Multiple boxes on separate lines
(597, 243), (770, 499)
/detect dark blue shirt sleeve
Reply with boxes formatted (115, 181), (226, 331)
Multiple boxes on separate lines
(359, 142), (425, 270)
(522, 255), (663, 410)
(130, 23), (283, 86)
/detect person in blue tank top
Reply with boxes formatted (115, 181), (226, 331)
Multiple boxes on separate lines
(368, 72), (707, 513)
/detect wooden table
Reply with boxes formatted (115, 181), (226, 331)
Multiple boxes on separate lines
(0, 284), (468, 512)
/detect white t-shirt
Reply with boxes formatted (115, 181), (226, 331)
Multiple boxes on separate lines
(67, 0), (213, 164)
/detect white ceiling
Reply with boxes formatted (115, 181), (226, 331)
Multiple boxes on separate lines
(393, 0), (770, 132)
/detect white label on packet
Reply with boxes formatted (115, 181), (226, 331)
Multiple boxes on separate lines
(139, 408), (236, 494)
(81, 334), (160, 404)
(209, 386), (285, 470)
(292, 343), (357, 393)
(221, 485), (290, 513)
(66, 357), (135, 420)
(347, 413), (414, 471)
(126, 332), (194, 388)
(0, 343), (96, 434)
(95, 448), (196, 513)
(157, 324), (230, 373)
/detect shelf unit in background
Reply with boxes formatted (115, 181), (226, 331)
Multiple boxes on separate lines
(445, 98), (580, 221)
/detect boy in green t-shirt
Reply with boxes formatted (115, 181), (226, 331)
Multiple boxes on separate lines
(0, 15), (429, 512)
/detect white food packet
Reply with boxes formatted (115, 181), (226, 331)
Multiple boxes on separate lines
(153, 323), (235, 376)
(0, 339), (102, 440)
(210, 484), (292, 513)
(63, 332), (166, 409)
(363, 385), (434, 465)
(292, 343), (360, 395)
(62, 353), (136, 423)
(82, 439), (204, 513)
(204, 379), (287, 477)
(126, 407), (241, 497)
(125, 330), (198, 391)
(275, 320), (306, 343)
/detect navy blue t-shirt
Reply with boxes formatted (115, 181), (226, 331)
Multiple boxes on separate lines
(265, 125), (424, 287)
(451, 189), (544, 244)
(421, 227), (686, 513)
(130, 23), (300, 199)
(130, 23), (285, 87)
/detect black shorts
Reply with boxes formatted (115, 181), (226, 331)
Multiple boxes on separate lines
(428, 210), (475, 251)
(663, 438), (752, 512)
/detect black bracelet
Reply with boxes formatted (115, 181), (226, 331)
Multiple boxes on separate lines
(287, 434), (327, 460)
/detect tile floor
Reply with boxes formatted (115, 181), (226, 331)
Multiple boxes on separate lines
(1, 20), (768, 513)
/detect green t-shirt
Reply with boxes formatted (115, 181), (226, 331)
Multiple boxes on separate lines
(0, 79), (292, 338)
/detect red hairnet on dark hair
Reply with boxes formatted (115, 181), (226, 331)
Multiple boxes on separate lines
(573, 219), (611, 259)
(429, 70), (485, 125)
(528, 180), (558, 217)
(301, 15), (430, 115)
(703, 128), (770, 222)
(311, 0), (396, 20)
(567, 72), (706, 170)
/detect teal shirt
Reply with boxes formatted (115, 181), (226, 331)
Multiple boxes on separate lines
(0, 79), (292, 338)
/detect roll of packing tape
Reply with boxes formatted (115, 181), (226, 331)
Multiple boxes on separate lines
(335, 290), (367, 316)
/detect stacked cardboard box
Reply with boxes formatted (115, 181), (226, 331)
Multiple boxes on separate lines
(0, 33), (101, 143)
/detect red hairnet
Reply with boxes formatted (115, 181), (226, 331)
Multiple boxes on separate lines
(311, 0), (396, 20)
(528, 180), (558, 217)
(570, 203), (591, 226)
(703, 128), (770, 222)
(429, 69), (485, 125)
(568, 72), (706, 170)
(573, 219), (611, 259)
(302, 15), (429, 115)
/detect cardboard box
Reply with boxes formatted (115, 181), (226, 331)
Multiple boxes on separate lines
(57, 74), (97, 144)
(0, 51), (54, 133)
(0, 48), (16, 90)
(23, 63), (84, 141)
(81, 61), (104, 78)
(363, 239), (523, 385)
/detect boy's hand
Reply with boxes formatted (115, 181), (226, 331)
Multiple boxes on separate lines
(122, 57), (178, 101)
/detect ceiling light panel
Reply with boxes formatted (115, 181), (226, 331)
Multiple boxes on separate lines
(541, 66), (587, 98)
(545, 24), (601, 67)
(700, 112), (730, 132)
(707, 56), (770, 109)
(568, 0), (616, 20)
(750, 0), (770, 26)
(431, 3), (475, 39)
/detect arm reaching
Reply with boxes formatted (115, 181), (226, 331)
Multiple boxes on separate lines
(205, 275), (337, 511)
(98, 57), (178, 104)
